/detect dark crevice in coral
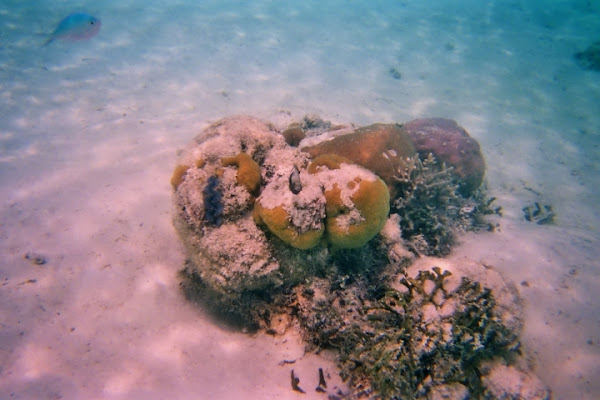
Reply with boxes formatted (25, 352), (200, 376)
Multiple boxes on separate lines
(202, 175), (224, 227)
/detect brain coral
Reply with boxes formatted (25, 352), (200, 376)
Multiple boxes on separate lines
(253, 167), (327, 250)
(221, 152), (261, 195)
(302, 123), (417, 198)
(307, 156), (390, 249)
(254, 153), (390, 250)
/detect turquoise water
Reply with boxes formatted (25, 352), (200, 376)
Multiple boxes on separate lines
(1, 1), (599, 399)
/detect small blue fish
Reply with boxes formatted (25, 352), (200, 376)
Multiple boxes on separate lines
(44, 13), (101, 46)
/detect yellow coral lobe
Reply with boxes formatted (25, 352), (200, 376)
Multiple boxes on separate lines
(171, 164), (189, 190)
(282, 124), (306, 147)
(308, 154), (352, 174)
(324, 184), (344, 217)
(254, 203), (324, 250)
(221, 153), (261, 195)
(326, 177), (390, 249)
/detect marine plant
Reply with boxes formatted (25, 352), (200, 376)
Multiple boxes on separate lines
(293, 267), (521, 400)
(522, 202), (555, 225)
(392, 153), (496, 256)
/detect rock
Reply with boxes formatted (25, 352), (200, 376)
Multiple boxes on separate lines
(403, 118), (485, 195)
(427, 383), (469, 400)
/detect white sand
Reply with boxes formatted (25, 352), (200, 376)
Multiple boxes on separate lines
(1, 1), (599, 399)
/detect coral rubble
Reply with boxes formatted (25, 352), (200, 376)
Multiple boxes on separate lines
(172, 115), (547, 399)
(291, 258), (540, 399)
(522, 202), (555, 225)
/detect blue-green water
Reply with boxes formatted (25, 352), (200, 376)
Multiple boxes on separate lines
(1, 1), (599, 399)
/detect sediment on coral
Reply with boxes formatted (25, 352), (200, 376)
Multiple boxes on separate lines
(221, 152), (262, 195)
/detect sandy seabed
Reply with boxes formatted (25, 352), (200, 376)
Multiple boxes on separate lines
(1, 1), (599, 399)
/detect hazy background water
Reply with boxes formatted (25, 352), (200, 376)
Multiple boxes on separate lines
(1, 0), (599, 200)
(1, 0), (599, 398)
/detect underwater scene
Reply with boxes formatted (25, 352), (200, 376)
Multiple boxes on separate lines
(1, 1), (599, 399)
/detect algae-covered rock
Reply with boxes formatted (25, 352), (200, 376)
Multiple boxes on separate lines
(291, 257), (543, 400)
(172, 115), (545, 400)
(173, 116), (393, 294)
(173, 114), (497, 289)
(172, 116), (294, 295)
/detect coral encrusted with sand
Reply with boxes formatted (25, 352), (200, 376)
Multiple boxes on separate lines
(172, 115), (550, 399)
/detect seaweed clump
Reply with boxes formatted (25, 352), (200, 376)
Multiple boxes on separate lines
(292, 265), (525, 399)
(522, 202), (555, 225)
(392, 154), (499, 256)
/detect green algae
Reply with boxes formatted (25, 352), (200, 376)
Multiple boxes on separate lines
(294, 267), (521, 399)
(393, 153), (500, 256)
